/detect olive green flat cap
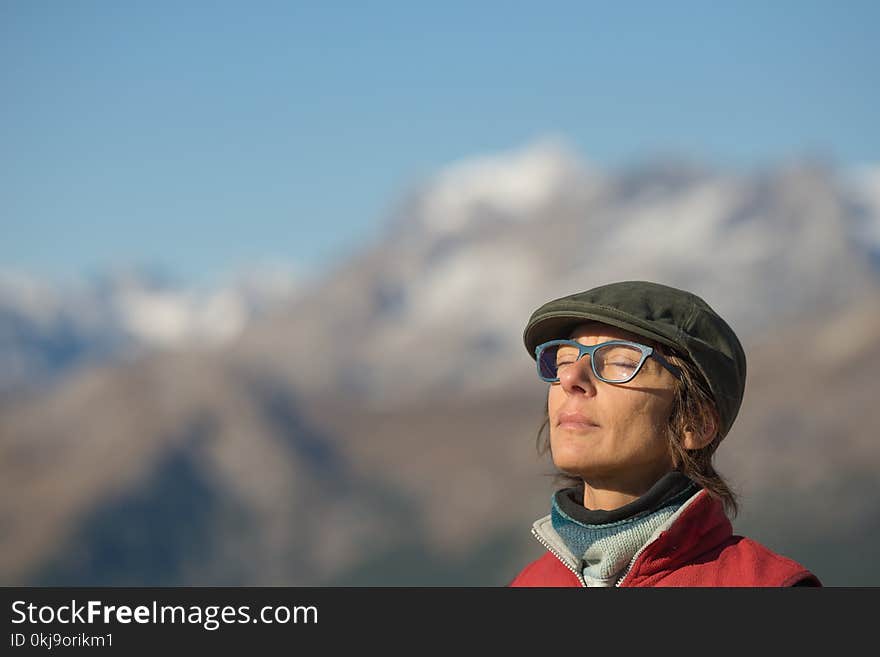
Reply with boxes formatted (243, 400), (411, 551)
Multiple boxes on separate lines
(523, 280), (747, 437)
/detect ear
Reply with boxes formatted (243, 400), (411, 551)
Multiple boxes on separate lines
(682, 429), (710, 450)
(681, 417), (718, 450)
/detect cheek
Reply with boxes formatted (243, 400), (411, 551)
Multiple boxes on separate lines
(624, 391), (675, 445)
(643, 389), (675, 424)
(596, 387), (674, 447)
(547, 385), (563, 416)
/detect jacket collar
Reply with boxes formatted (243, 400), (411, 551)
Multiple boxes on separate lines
(620, 488), (733, 586)
(532, 488), (732, 586)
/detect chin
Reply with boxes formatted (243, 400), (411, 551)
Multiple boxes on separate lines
(550, 431), (596, 462)
(550, 440), (616, 480)
(550, 450), (595, 479)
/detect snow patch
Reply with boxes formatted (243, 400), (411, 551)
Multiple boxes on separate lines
(418, 138), (599, 234)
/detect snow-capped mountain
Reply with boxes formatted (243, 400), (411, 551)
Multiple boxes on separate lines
(0, 264), (300, 395)
(3, 139), (878, 404)
(236, 140), (880, 406)
(3, 139), (880, 588)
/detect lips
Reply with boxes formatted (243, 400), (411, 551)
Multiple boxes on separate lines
(557, 412), (600, 428)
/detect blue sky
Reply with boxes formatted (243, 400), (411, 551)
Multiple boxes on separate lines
(2, 1), (877, 284)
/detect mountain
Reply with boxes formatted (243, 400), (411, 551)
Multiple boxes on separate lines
(235, 142), (880, 405)
(0, 264), (300, 398)
(2, 139), (879, 586)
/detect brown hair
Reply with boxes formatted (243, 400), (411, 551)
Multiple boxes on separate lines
(534, 343), (739, 517)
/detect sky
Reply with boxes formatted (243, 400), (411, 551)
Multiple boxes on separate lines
(2, 1), (878, 285)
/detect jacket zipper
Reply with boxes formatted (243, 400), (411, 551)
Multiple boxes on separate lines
(614, 540), (650, 587)
(531, 527), (587, 587)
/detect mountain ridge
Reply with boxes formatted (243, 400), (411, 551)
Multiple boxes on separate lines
(2, 141), (879, 585)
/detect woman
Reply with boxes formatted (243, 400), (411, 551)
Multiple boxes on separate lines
(509, 280), (820, 587)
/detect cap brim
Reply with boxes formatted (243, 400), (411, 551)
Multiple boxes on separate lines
(523, 311), (683, 359)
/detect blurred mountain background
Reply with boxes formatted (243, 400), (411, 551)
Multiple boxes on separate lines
(2, 140), (879, 585)
(3, 2), (879, 587)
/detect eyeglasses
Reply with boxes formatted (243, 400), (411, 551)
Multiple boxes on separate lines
(534, 339), (682, 384)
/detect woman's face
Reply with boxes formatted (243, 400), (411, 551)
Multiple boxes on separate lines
(547, 321), (679, 495)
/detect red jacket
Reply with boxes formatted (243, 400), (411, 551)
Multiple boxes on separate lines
(509, 490), (821, 587)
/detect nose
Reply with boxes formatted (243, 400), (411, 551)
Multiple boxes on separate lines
(557, 354), (598, 396)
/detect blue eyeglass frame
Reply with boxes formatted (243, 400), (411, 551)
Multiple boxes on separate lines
(534, 339), (683, 384)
